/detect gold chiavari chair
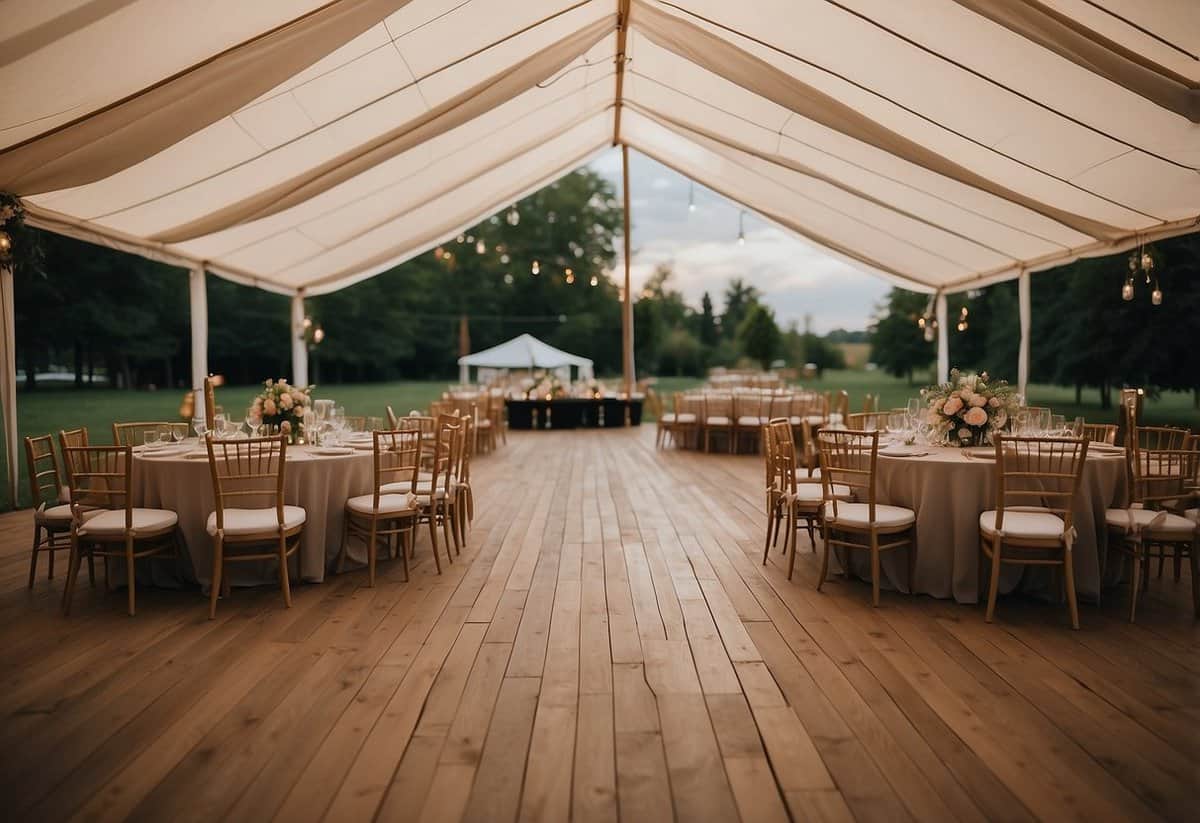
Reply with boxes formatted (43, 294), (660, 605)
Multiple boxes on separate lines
(980, 435), (1088, 629)
(386, 405), (399, 430)
(205, 434), (306, 618)
(59, 426), (89, 452)
(203, 376), (217, 431)
(675, 393), (701, 449)
(862, 393), (878, 413)
(61, 445), (180, 616)
(343, 415), (367, 432)
(339, 429), (420, 586)
(429, 400), (455, 418)
(834, 390), (850, 423)
(734, 392), (767, 454)
(817, 429), (916, 606)
(111, 421), (179, 447)
(1080, 422), (1118, 445)
(456, 413), (476, 536)
(25, 434), (88, 587)
(410, 415), (460, 570)
(762, 418), (785, 560)
(702, 394), (734, 453)
(1106, 435), (1198, 621)
(845, 411), (887, 431)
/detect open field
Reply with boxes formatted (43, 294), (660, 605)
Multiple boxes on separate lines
(5, 371), (1195, 508)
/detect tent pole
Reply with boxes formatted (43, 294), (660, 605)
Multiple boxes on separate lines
(0, 264), (17, 507)
(1017, 269), (1031, 398)
(291, 292), (308, 386)
(189, 266), (208, 425)
(621, 144), (634, 402)
(935, 292), (949, 384)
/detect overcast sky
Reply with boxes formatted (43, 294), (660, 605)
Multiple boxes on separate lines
(589, 147), (888, 334)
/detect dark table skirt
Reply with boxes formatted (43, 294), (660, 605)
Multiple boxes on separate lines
(505, 398), (643, 429)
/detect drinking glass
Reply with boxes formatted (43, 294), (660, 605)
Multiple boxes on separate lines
(143, 430), (160, 448)
(193, 418), (207, 439)
(906, 398), (922, 421)
(303, 409), (317, 445)
(213, 413), (227, 438)
(1071, 416), (1085, 437)
(367, 416), (382, 432)
(245, 409), (262, 438)
(887, 412), (906, 439)
(1034, 408), (1051, 436)
(1050, 414), (1066, 436)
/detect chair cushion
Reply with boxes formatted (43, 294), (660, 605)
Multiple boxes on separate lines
(660, 413), (677, 423)
(794, 467), (821, 480)
(792, 483), (852, 501)
(476, 419), (492, 428)
(347, 493), (417, 516)
(705, 416), (731, 426)
(979, 508), (1066, 539)
(737, 416), (763, 427)
(1105, 507), (1196, 538)
(81, 508), (178, 537)
(1185, 508), (1198, 523)
(822, 501), (915, 529)
(36, 503), (76, 523)
(206, 506), (306, 537)
(675, 413), (697, 423)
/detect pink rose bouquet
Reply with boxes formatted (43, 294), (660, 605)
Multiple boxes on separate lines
(921, 369), (1018, 446)
(253, 378), (313, 442)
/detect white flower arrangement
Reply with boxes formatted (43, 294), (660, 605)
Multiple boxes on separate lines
(921, 369), (1018, 446)
(252, 378), (313, 441)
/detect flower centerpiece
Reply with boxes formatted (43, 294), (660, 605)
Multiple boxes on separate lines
(921, 369), (1018, 447)
(526, 372), (566, 400)
(253, 378), (313, 443)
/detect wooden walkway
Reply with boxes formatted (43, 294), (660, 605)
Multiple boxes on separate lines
(0, 429), (1195, 822)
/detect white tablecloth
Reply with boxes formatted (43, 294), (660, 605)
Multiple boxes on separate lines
(833, 446), (1128, 603)
(131, 444), (375, 586)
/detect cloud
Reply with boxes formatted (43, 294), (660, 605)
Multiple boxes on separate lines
(590, 148), (889, 333)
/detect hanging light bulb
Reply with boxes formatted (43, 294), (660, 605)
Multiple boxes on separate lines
(1151, 283), (1163, 305)
(923, 324), (935, 342)
(456, 234), (465, 244)
(500, 253), (510, 264)
(565, 268), (575, 284)
(687, 181), (696, 213)
(506, 205), (520, 226)
(737, 210), (746, 245)
(312, 327), (325, 344)
(475, 239), (486, 254)
(0, 230), (13, 256)
(531, 260), (540, 275)
(503, 273), (514, 285)
(1121, 279), (1135, 301)
(589, 275), (599, 287)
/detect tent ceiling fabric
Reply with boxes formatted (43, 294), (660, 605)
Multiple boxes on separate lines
(2, 0), (1197, 296)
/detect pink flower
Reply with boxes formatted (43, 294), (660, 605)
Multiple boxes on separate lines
(969, 393), (988, 407)
(988, 396), (1000, 408)
(926, 409), (942, 424)
(960, 390), (975, 405)
(264, 398), (277, 416)
(943, 396), (964, 416)
(279, 393), (294, 410)
(963, 406), (989, 427)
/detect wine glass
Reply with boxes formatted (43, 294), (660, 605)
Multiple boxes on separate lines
(1034, 408), (1051, 437)
(303, 409), (317, 445)
(1071, 416), (1085, 437)
(245, 408), (262, 438)
(1050, 414), (1066, 436)
(193, 418), (207, 440)
(169, 423), (186, 444)
(213, 412), (227, 438)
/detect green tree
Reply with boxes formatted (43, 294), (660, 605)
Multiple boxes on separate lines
(737, 303), (781, 370)
(721, 278), (760, 341)
(868, 289), (933, 383)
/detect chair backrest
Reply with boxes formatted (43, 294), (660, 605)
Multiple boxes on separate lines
(430, 400), (454, 418)
(1128, 431), (1197, 509)
(735, 393), (763, 421)
(798, 419), (819, 473)
(704, 394), (732, 420)
(58, 427), (90, 489)
(991, 435), (1088, 531)
(386, 405), (399, 429)
(1080, 422), (1117, 445)
(399, 414), (437, 438)
(818, 429), (878, 519)
(206, 434), (287, 531)
(343, 415), (367, 432)
(25, 434), (63, 509)
(430, 415), (461, 496)
(766, 419), (798, 495)
(862, 393), (878, 413)
(203, 376), (217, 431)
(61, 445), (131, 521)
(454, 413), (474, 486)
(835, 390), (850, 420)
(112, 421), (175, 446)
(372, 430), (420, 501)
(790, 391), (825, 423)
(845, 411), (886, 431)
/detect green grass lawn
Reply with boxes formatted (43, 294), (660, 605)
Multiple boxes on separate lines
(5, 373), (1195, 509)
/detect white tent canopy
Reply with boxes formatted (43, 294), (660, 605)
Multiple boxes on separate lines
(1, 0), (1197, 297)
(457, 334), (594, 383)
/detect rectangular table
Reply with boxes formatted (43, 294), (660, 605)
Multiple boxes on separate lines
(506, 398), (643, 430)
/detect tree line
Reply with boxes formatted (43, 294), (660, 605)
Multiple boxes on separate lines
(868, 232), (1200, 407)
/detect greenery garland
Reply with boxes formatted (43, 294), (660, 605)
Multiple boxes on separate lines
(0, 192), (44, 275)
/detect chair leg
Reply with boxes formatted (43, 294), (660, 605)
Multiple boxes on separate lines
(441, 503), (455, 565)
(427, 510), (442, 574)
(125, 537), (137, 617)
(209, 537), (223, 620)
(279, 536), (293, 608)
(984, 538), (1002, 624)
(61, 536), (83, 615)
(816, 522), (831, 591)
(401, 523), (412, 582)
(27, 525), (41, 588)
(870, 535), (881, 607)
(1128, 543), (1143, 623)
(86, 551), (95, 586)
(762, 498), (775, 565)
(367, 521), (378, 587)
(806, 517), (816, 552)
(786, 508), (799, 581)
(1063, 546), (1079, 630)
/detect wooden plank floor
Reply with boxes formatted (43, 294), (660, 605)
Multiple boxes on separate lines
(0, 428), (1196, 822)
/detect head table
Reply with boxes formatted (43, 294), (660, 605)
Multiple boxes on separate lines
(829, 444), (1129, 603)
(130, 441), (377, 587)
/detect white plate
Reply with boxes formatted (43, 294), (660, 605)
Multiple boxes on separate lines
(311, 447), (354, 456)
(879, 447), (929, 458)
(961, 446), (996, 459)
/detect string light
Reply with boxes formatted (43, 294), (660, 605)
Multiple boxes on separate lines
(956, 305), (969, 332)
(506, 205), (520, 226)
(0, 231), (11, 256)
(503, 273), (514, 285)
(737, 210), (745, 245)
(456, 234), (465, 244)
(312, 327), (325, 344)
(688, 181), (695, 213)
(1123, 243), (1163, 305)
(565, 268), (575, 284)
(589, 275), (599, 287)
(531, 260), (540, 275)
(475, 239), (486, 254)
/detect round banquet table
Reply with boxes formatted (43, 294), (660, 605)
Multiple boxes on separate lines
(832, 445), (1129, 604)
(130, 443), (376, 587)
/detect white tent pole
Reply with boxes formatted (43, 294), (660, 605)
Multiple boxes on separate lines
(188, 266), (208, 426)
(1017, 269), (1031, 398)
(621, 144), (635, 399)
(935, 292), (949, 384)
(291, 292), (308, 386)
(0, 264), (18, 507)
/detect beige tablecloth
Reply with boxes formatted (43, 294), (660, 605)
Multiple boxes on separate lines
(131, 444), (375, 586)
(834, 447), (1128, 603)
